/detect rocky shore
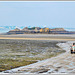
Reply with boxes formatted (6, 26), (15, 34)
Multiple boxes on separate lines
(1, 41), (75, 74)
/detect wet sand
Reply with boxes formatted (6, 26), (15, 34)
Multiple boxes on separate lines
(0, 34), (75, 41)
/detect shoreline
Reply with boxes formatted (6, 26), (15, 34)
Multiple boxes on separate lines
(0, 34), (75, 41)
(0, 37), (75, 41)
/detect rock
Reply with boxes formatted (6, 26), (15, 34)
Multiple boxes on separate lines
(38, 69), (49, 73)
(54, 69), (58, 71)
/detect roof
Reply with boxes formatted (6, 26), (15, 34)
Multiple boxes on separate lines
(10, 28), (20, 31)
(22, 27), (28, 31)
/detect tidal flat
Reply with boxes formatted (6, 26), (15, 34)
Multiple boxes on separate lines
(0, 39), (65, 72)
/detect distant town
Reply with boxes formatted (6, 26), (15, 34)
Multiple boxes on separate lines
(7, 27), (75, 34)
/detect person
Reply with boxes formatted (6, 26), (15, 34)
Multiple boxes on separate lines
(72, 43), (75, 53)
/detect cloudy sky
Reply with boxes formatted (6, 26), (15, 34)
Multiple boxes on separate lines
(0, 1), (75, 28)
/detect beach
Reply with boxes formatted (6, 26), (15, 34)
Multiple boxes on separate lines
(0, 34), (75, 74)
(0, 34), (75, 41)
(0, 1), (75, 74)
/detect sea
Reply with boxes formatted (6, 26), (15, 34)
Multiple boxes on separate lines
(0, 26), (75, 34)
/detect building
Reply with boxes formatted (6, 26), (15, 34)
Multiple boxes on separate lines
(50, 28), (65, 31)
(50, 28), (68, 34)
(45, 28), (50, 32)
(10, 28), (20, 31)
(40, 28), (45, 33)
(7, 27), (73, 34)
(22, 27), (28, 31)
(7, 28), (21, 34)
(35, 27), (41, 33)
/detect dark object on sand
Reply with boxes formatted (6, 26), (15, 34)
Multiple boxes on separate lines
(70, 43), (75, 54)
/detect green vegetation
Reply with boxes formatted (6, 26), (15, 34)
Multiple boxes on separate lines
(0, 40), (65, 72)
(0, 59), (36, 72)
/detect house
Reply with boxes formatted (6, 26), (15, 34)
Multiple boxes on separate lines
(40, 28), (45, 33)
(7, 28), (21, 34)
(10, 28), (20, 31)
(22, 27), (28, 31)
(35, 27), (41, 33)
(50, 28), (65, 31)
(50, 28), (67, 34)
(45, 28), (50, 32)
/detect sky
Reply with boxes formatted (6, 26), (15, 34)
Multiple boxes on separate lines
(0, 1), (75, 28)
